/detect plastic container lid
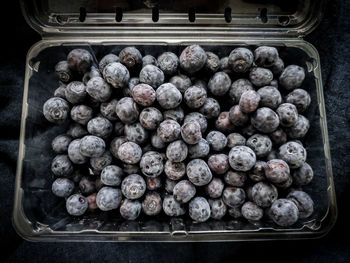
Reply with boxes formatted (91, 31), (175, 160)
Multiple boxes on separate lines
(21, 0), (325, 37)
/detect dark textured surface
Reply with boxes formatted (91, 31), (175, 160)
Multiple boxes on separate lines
(1, 1), (350, 262)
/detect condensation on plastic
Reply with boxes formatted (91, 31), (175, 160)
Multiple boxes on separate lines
(13, 39), (336, 242)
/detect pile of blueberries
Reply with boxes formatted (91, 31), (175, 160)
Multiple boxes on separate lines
(44, 44), (314, 227)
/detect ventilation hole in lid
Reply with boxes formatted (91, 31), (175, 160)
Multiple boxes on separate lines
(152, 7), (159, 22)
(224, 7), (232, 23)
(278, 16), (290, 26)
(259, 8), (268, 23)
(116, 7), (123, 22)
(188, 8), (195, 22)
(79, 7), (86, 22)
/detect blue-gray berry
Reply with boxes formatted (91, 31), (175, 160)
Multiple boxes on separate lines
(199, 98), (221, 119)
(117, 141), (142, 164)
(227, 133), (246, 148)
(142, 55), (158, 67)
(66, 194), (88, 216)
(103, 62), (130, 88)
(139, 107), (163, 130)
(43, 97), (70, 123)
(205, 52), (220, 73)
(254, 46), (279, 67)
(79, 135), (106, 158)
(100, 99), (119, 121)
(287, 190), (314, 219)
(140, 151), (164, 177)
(224, 170), (247, 187)
(86, 76), (112, 102)
(163, 195), (186, 216)
(124, 122), (149, 144)
(142, 192), (162, 216)
(169, 74), (192, 93)
(184, 86), (207, 109)
(276, 103), (299, 127)
(164, 160), (186, 180)
(115, 97), (139, 124)
(65, 81), (87, 104)
(279, 65), (305, 90)
(246, 134), (272, 158)
(209, 198), (227, 220)
(222, 187), (246, 208)
(205, 177), (224, 198)
(121, 174), (146, 199)
(270, 199), (299, 226)
(228, 146), (256, 171)
(215, 111), (235, 133)
(206, 131), (227, 151)
(228, 47), (253, 73)
(157, 119), (181, 143)
(285, 114), (310, 139)
(179, 45), (207, 74)
(249, 67), (273, 87)
(55, 61), (72, 83)
(67, 49), (93, 74)
(208, 154), (229, 175)
(229, 79), (254, 104)
(189, 197), (211, 222)
(285, 89), (311, 113)
(119, 47), (142, 70)
(70, 105), (93, 125)
(186, 159), (212, 186)
(251, 182), (278, 208)
(241, 201), (263, 221)
(90, 151), (112, 172)
(96, 187), (122, 211)
(52, 178), (74, 198)
(156, 83), (182, 109)
(120, 199), (142, 220)
(52, 134), (72, 154)
(166, 140), (188, 162)
(139, 65), (165, 89)
(257, 86), (282, 109)
(101, 165), (123, 186)
(99, 53), (119, 72)
(208, 72), (231, 96)
(173, 180), (196, 203)
(251, 107), (280, 133)
(87, 117), (113, 139)
(278, 141), (307, 168)
(157, 52), (179, 75)
(184, 112), (207, 133)
(188, 138), (210, 159)
(51, 155), (73, 176)
(292, 162), (313, 186)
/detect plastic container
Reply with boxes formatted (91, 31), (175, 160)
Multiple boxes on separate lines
(13, 0), (337, 241)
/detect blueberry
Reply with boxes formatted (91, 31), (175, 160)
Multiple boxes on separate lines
(67, 123), (88, 138)
(124, 122), (149, 144)
(222, 187), (246, 208)
(169, 74), (192, 94)
(228, 105), (249, 127)
(55, 61), (72, 83)
(119, 47), (142, 70)
(189, 197), (211, 222)
(110, 136), (128, 158)
(79, 135), (106, 158)
(186, 159), (212, 186)
(51, 155), (73, 176)
(205, 177), (224, 199)
(219, 56), (233, 75)
(278, 141), (306, 168)
(163, 107), (185, 123)
(79, 176), (96, 195)
(86, 76), (112, 102)
(228, 47), (253, 73)
(67, 139), (87, 164)
(279, 65), (305, 90)
(269, 57), (285, 75)
(227, 133), (246, 148)
(269, 128), (287, 145)
(209, 198), (227, 220)
(151, 133), (166, 149)
(65, 81), (87, 104)
(132, 84), (156, 107)
(66, 194), (88, 216)
(184, 85), (207, 109)
(292, 162), (314, 186)
(285, 89), (311, 113)
(70, 105), (93, 125)
(184, 112), (207, 133)
(96, 187), (122, 211)
(142, 192), (163, 216)
(276, 103), (299, 127)
(239, 90), (261, 113)
(204, 52), (220, 73)
(117, 141), (142, 164)
(52, 134), (72, 154)
(249, 67), (273, 87)
(285, 114), (310, 139)
(249, 161), (267, 182)
(157, 52), (179, 75)
(194, 79), (208, 90)
(270, 199), (299, 226)
(251, 182), (278, 208)
(254, 46), (279, 67)
(54, 85), (67, 99)
(100, 99), (119, 121)
(228, 146), (256, 171)
(52, 178), (74, 198)
(142, 55), (158, 67)
(43, 97), (70, 123)
(99, 53), (120, 72)
(87, 117), (113, 139)
(188, 138), (210, 159)
(181, 120), (202, 145)
(215, 111), (235, 133)
(120, 199), (142, 220)
(199, 98), (221, 119)
(83, 66), (102, 85)
(173, 180), (196, 203)
(146, 176), (162, 191)
(164, 179), (178, 194)
(228, 206), (242, 218)
(121, 174), (146, 199)
(139, 107), (163, 130)
(90, 151), (113, 172)
(139, 65), (165, 89)
(208, 154), (229, 175)
(206, 131), (227, 151)
(103, 62), (130, 88)
(257, 86), (282, 109)
(123, 77), (140, 97)
(87, 193), (98, 211)
(115, 97), (139, 124)
(265, 159), (291, 188)
(224, 170), (247, 187)
(166, 140), (188, 162)
(101, 165), (123, 186)
(287, 190), (314, 219)
(114, 122), (125, 136)
(241, 201), (264, 221)
(157, 119), (181, 143)
(208, 72), (231, 96)
(163, 195), (186, 216)
(67, 49), (93, 74)
(246, 134), (272, 158)
(251, 107), (280, 133)
(140, 151), (164, 177)
(229, 79), (254, 104)
(156, 83), (182, 109)
(179, 45), (207, 74)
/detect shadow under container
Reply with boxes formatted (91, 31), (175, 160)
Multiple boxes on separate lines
(13, 0), (337, 242)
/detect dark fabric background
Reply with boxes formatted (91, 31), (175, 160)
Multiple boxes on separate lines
(1, 1), (349, 262)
